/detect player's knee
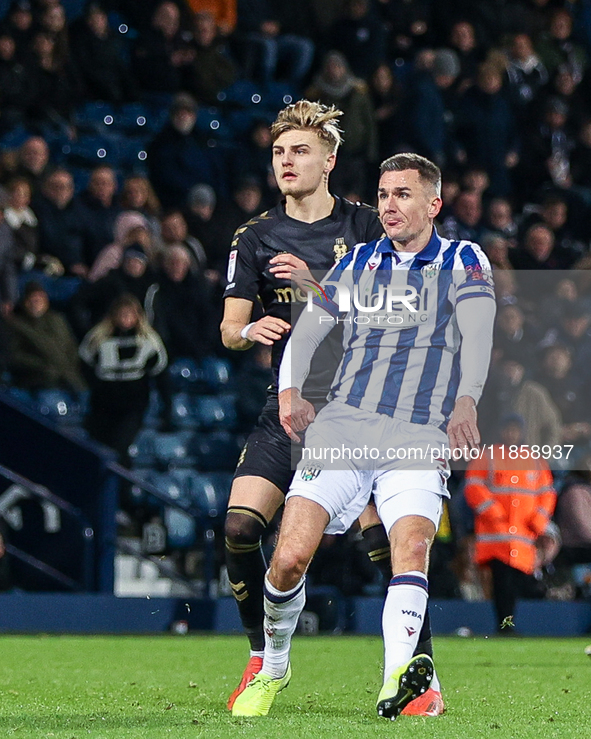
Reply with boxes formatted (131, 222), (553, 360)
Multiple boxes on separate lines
(224, 510), (266, 547)
(393, 534), (431, 571)
(270, 546), (308, 588)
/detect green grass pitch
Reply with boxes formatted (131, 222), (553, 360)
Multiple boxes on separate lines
(0, 634), (589, 738)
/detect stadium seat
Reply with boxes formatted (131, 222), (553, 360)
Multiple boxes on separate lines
(168, 357), (203, 391)
(36, 389), (85, 426)
(143, 390), (164, 429)
(153, 430), (195, 468)
(164, 507), (196, 549)
(262, 82), (296, 110)
(195, 394), (237, 430)
(183, 470), (229, 519)
(170, 392), (200, 429)
(128, 429), (158, 468)
(201, 356), (232, 392)
(221, 79), (262, 108)
(190, 430), (241, 471)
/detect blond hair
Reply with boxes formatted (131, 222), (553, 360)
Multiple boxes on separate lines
(85, 294), (159, 350)
(270, 100), (344, 152)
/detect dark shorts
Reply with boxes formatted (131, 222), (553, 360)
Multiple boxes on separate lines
(233, 394), (301, 495)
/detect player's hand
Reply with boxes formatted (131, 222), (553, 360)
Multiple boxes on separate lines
(269, 254), (313, 290)
(244, 316), (291, 346)
(447, 395), (480, 457)
(279, 388), (316, 442)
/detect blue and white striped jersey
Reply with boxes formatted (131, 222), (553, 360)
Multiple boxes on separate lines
(314, 228), (495, 428)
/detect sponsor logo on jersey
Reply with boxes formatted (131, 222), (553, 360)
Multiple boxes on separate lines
(333, 238), (348, 261)
(227, 249), (237, 282)
(274, 286), (310, 303)
(301, 463), (323, 481)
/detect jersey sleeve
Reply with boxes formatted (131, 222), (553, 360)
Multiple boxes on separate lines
(453, 241), (496, 304)
(223, 225), (261, 302)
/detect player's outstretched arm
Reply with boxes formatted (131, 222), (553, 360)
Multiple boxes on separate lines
(221, 297), (290, 350)
(448, 295), (496, 453)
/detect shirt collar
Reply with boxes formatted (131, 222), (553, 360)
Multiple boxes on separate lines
(376, 228), (441, 264)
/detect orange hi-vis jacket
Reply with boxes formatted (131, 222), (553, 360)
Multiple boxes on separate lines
(464, 447), (557, 575)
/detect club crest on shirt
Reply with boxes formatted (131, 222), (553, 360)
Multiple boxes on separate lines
(421, 262), (441, 279)
(301, 463), (323, 481)
(333, 238), (348, 261)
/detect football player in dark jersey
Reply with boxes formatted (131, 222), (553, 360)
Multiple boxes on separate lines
(220, 101), (441, 715)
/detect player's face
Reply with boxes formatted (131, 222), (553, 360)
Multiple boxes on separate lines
(272, 130), (335, 199)
(377, 169), (441, 249)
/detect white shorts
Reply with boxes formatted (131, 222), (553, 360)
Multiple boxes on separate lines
(287, 401), (449, 535)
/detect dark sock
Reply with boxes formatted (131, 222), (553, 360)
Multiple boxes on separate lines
(225, 507), (268, 653)
(359, 523), (391, 581)
(415, 605), (433, 658)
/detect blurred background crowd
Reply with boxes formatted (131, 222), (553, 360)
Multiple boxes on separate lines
(0, 0), (590, 609)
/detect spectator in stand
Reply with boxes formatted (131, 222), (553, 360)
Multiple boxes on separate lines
(14, 136), (50, 194)
(540, 302), (591, 397)
(185, 0), (237, 36)
(0, 209), (17, 318)
(33, 168), (86, 277)
(235, 0), (314, 87)
(184, 183), (235, 272)
(71, 245), (159, 337)
(494, 303), (540, 364)
(536, 7), (588, 83)
(224, 176), (263, 231)
(89, 211), (158, 282)
(458, 63), (519, 197)
(554, 465), (591, 566)
(3, 177), (38, 271)
(538, 344), (591, 446)
(505, 33), (548, 126)
(330, 0), (387, 80)
(306, 51), (377, 198)
(539, 65), (588, 131)
(39, 1), (69, 68)
(132, 1), (194, 94)
(7, 280), (86, 392)
(27, 30), (82, 128)
(4, 1), (35, 59)
(0, 31), (35, 134)
(119, 175), (162, 244)
(147, 92), (222, 208)
(448, 19), (485, 93)
(479, 358), (562, 449)
(160, 209), (207, 271)
(235, 119), (276, 205)
(369, 63), (404, 162)
(70, 2), (138, 104)
(440, 189), (486, 242)
(408, 48), (462, 169)
(79, 293), (167, 467)
(378, 0), (433, 62)
(522, 97), (575, 196)
(482, 233), (514, 271)
(187, 11), (236, 105)
(521, 194), (586, 268)
(485, 197), (518, 244)
(510, 223), (559, 270)
(570, 118), (591, 195)
(153, 244), (213, 360)
(77, 165), (120, 267)
(464, 414), (557, 633)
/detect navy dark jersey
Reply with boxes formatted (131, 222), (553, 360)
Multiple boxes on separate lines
(223, 196), (383, 399)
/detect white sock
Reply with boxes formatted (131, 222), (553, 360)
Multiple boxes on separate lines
(382, 571), (429, 680)
(262, 573), (306, 679)
(249, 650), (264, 660)
(431, 670), (441, 692)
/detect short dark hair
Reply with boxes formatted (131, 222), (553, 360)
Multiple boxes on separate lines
(379, 153), (441, 196)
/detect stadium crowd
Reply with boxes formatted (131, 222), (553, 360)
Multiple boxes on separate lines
(0, 0), (590, 604)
